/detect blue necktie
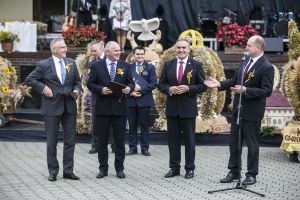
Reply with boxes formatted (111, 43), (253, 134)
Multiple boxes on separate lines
(136, 64), (142, 75)
(110, 63), (116, 81)
(59, 60), (66, 84)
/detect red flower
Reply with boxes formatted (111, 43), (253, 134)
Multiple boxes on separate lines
(215, 23), (259, 47)
(62, 25), (106, 47)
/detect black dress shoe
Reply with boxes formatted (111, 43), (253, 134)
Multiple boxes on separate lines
(96, 171), (108, 178)
(116, 171), (126, 179)
(242, 176), (256, 185)
(220, 172), (238, 183)
(48, 174), (57, 182)
(185, 170), (194, 179)
(141, 150), (151, 156)
(164, 169), (180, 178)
(126, 149), (137, 155)
(89, 147), (98, 154)
(63, 173), (80, 180)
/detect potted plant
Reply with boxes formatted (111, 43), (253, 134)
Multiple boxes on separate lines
(62, 25), (106, 51)
(0, 31), (20, 53)
(215, 23), (258, 54)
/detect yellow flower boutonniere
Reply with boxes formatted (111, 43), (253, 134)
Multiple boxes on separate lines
(139, 66), (144, 75)
(245, 69), (255, 83)
(186, 70), (193, 84)
(117, 68), (124, 76)
(65, 63), (72, 73)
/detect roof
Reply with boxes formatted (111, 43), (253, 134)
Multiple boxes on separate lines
(266, 90), (292, 107)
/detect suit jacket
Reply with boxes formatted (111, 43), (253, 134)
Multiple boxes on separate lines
(87, 59), (134, 116)
(158, 57), (207, 118)
(220, 55), (274, 121)
(127, 62), (157, 107)
(88, 58), (102, 106)
(25, 57), (82, 116)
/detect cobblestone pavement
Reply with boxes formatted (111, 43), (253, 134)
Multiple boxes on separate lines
(0, 142), (299, 200)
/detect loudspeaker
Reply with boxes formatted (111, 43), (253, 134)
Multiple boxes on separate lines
(264, 37), (283, 53)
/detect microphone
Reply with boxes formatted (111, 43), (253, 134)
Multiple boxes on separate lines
(241, 52), (249, 62)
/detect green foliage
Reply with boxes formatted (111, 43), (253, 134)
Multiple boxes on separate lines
(260, 126), (277, 137)
(0, 31), (20, 43)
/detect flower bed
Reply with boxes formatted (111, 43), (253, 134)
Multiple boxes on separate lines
(215, 23), (259, 49)
(62, 25), (106, 47)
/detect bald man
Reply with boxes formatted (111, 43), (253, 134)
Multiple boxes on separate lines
(87, 41), (134, 179)
(204, 35), (274, 185)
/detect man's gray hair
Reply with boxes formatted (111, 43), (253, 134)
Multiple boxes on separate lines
(50, 38), (65, 51)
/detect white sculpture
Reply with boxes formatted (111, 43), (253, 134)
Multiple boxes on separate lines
(129, 17), (160, 41)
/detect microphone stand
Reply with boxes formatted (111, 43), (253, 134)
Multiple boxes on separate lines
(208, 57), (265, 197)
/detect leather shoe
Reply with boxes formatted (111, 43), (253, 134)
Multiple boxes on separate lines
(89, 147), (98, 154)
(116, 171), (126, 179)
(242, 176), (256, 185)
(220, 172), (238, 183)
(164, 169), (180, 178)
(141, 149), (151, 156)
(63, 173), (80, 180)
(48, 174), (57, 181)
(185, 170), (194, 179)
(126, 149), (137, 155)
(96, 171), (108, 178)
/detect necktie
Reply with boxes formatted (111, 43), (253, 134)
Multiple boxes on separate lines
(59, 60), (66, 84)
(177, 61), (184, 84)
(137, 64), (142, 75)
(110, 62), (116, 81)
(243, 59), (253, 78)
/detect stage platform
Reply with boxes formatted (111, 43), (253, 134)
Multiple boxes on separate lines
(0, 108), (282, 147)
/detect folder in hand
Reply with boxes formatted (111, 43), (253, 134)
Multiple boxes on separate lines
(107, 81), (126, 100)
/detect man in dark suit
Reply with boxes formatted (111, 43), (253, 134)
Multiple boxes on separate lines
(88, 41), (115, 154)
(88, 41), (105, 154)
(87, 41), (134, 179)
(158, 39), (207, 179)
(204, 35), (274, 185)
(126, 46), (157, 156)
(25, 38), (82, 182)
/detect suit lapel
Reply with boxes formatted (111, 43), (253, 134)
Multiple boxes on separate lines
(102, 61), (110, 82)
(182, 58), (192, 84)
(244, 56), (263, 83)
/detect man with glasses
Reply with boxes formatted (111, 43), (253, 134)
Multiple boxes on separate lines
(158, 39), (207, 179)
(25, 38), (82, 182)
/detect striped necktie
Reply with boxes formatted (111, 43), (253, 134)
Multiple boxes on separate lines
(243, 59), (253, 78)
(110, 62), (116, 81)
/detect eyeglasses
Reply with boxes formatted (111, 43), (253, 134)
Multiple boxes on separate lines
(134, 53), (145, 55)
(56, 46), (68, 49)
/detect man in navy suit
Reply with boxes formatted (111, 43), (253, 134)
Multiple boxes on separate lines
(88, 41), (115, 154)
(204, 35), (274, 185)
(158, 39), (207, 179)
(25, 39), (82, 181)
(88, 41), (105, 154)
(126, 46), (157, 156)
(87, 41), (134, 179)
